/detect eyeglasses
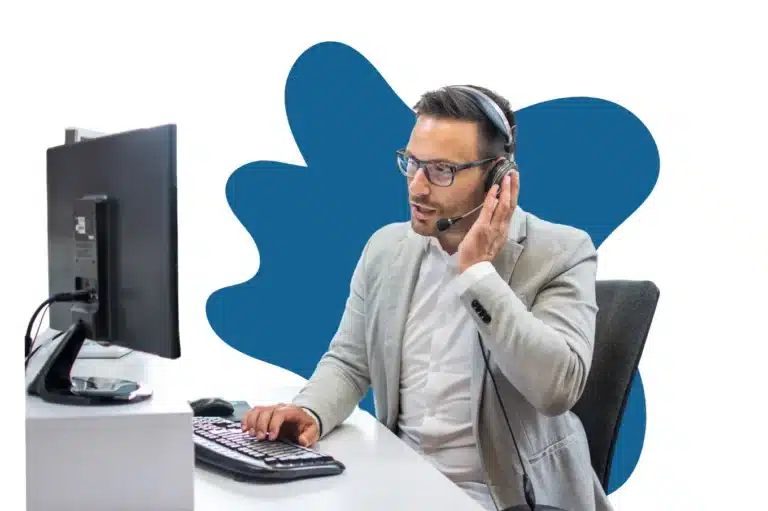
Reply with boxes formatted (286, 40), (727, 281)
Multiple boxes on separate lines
(396, 149), (496, 187)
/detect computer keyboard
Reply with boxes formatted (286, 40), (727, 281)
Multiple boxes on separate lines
(192, 416), (345, 481)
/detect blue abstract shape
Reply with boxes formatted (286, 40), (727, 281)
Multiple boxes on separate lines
(205, 41), (659, 494)
(607, 371), (646, 493)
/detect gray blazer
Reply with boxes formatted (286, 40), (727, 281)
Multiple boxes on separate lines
(292, 206), (614, 511)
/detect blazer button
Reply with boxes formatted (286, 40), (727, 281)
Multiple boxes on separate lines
(481, 313), (491, 324)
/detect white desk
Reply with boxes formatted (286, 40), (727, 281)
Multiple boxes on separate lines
(33, 339), (485, 510)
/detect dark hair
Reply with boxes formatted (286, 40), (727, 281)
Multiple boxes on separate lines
(413, 85), (516, 159)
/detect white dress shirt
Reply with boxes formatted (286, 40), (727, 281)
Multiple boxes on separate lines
(302, 232), (498, 509)
(396, 234), (497, 510)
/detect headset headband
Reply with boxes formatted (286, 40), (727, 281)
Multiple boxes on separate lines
(451, 85), (516, 157)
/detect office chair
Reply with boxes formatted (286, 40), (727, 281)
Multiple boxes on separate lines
(571, 279), (660, 491)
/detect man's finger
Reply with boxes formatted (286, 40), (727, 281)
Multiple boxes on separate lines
(509, 170), (520, 210)
(267, 409), (288, 440)
(477, 184), (499, 225)
(504, 170), (520, 229)
(242, 407), (262, 432)
(254, 408), (276, 439)
(298, 421), (319, 447)
(512, 170), (520, 196)
(491, 174), (512, 225)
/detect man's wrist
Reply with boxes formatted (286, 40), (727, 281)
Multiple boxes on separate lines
(454, 261), (496, 296)
(458, 258), (490, 274)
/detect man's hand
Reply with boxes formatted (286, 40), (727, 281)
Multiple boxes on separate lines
(241, 403), (320, 447)
(458, 171), (520, 273)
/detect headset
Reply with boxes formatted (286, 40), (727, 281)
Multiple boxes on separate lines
(435, 85), (519, 233)
(453, 85), (518, 193)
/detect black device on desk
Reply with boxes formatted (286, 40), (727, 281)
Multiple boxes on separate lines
(190, 397), (236, 417)
(190, 399), (345, 482)
(25, 124), (181, 406)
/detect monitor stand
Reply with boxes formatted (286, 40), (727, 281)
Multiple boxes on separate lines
(77, 340), (133, 359)
(27, 320), (152, 406)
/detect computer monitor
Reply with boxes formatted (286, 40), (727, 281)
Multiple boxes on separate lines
(26, 124), (180, 406)
(61, 127), (129, 359)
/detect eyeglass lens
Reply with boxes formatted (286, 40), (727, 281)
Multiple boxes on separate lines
(397, 153), (453, 186)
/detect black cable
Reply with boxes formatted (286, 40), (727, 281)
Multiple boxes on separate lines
(32, 304), (50, 346)
(24, 290), (93, 358)
(25, 330), (64, 368)
(477, 332), (536, 511)
(25, 298), (55, 358)
(24, 303), (51, 367)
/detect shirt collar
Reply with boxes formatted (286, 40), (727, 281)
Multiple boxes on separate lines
(428, 236), (459, 268)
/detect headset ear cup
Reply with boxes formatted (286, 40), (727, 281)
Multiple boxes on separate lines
(485, 159), (516, 193)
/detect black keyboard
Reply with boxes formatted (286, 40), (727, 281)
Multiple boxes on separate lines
(192, 416), (345, 481)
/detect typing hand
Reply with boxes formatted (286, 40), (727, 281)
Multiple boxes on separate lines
(241, 403), (319, 447)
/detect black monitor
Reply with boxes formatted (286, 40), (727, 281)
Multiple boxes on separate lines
(26, 124), (180, 406)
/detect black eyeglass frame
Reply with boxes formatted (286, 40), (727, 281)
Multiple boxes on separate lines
(395, 149), (498, 187)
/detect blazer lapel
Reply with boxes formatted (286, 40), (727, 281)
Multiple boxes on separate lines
(380, 227), (427, 430)
(491, 205), (527, 284)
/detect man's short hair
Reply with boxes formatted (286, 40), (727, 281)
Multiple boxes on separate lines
(413, 85), (516, 159)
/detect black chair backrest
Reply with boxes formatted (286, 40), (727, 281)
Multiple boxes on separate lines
(572, 280), (660, 490)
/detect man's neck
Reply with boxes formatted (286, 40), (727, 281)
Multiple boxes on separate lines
(435, 230), (467, 255)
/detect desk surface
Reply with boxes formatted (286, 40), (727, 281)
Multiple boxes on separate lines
(59, 342), (486, 510)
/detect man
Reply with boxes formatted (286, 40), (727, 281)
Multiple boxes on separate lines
(242, 85), (612, 511)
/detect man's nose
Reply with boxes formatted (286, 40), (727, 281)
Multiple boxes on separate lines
(408, 168), (430, 196)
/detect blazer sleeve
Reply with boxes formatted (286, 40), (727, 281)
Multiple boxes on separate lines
(291, 239), (372, 438)
(457, 232), (599, 417)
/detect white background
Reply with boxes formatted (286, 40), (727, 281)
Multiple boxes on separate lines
(2, 1), (767, 509)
